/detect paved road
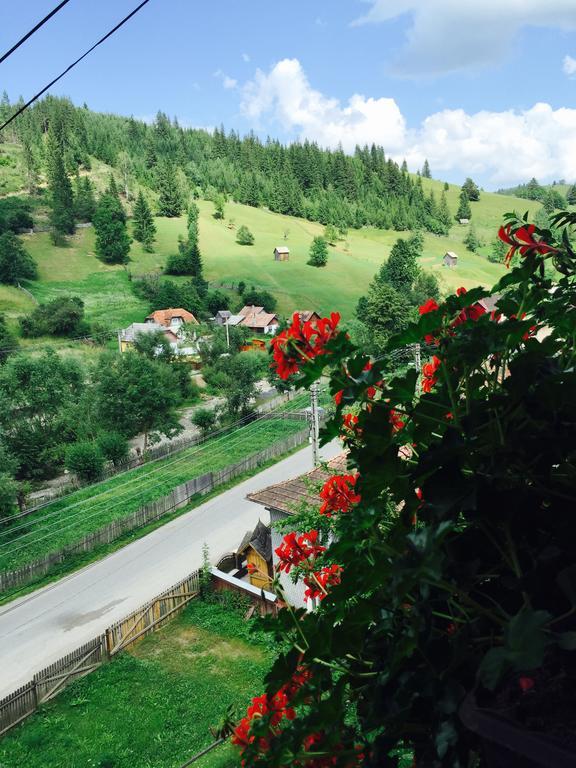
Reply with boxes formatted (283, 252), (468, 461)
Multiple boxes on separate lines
(0, 441), (340, 699)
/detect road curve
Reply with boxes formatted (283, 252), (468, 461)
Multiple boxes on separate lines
(0, 441), (340, 699)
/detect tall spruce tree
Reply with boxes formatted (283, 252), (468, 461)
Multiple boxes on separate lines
(156, 160), (183, 217)
(132, 190), (156, 251)
(438, 191), (452, 231)
(46, 129), (75, 242)
(567, 184), (576, 205)
(456, 189), (472, 221)
(422, 159), (431, 178)
(93, 192), (131, 264)
(74, 175), (96, 222)
(382, 236), (421, 295)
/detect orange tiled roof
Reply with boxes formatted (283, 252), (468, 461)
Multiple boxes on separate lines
(146, 308), (199, 326)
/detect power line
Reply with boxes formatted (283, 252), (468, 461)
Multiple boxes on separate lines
(0, 0), (152, 133)
(0, 0), (72, 66)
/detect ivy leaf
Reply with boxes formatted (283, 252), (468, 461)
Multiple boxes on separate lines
(478, 647), (508, 690)
(505, 608), (551, 669)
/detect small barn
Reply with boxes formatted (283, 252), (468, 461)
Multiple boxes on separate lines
(443, 251), (459, 268)
(274, 246), (290, 261)
(237, 521), (273, 590)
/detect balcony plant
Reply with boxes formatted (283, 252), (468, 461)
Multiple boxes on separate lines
(233, 211), (576, 767)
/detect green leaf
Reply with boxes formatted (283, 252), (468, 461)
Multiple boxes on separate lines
(478, 647), (508, 690)
(435, 719), (458, 759)
(505, 608), (550, 669)
(555, 632), (576, 650)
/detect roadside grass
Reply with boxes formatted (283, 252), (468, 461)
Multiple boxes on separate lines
(0, 600), (272, 768)
(0, 440), (306, 607)
(0, 410), (308, 575)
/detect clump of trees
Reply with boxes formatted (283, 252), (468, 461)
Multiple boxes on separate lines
(20, 296), (88, 338)
(0, 232), (37, 284)
(93, 178), (132, 264)
(354, 233), (440, 354)
(463, 224), (482, 252)
(0, 198), (33, 234)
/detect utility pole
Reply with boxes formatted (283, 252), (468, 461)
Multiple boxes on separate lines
(310, 382), (320, 466)
(413, 343), (421, 388)
(225, 317), (230, 349)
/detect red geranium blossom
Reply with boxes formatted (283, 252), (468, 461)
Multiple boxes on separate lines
(275, 530), (326, 573)
(422, 355), (441, 393)
(419, 298), (439, 315)
(389, 408), (405, 433)
(333, 389), (344, 406)
(498, 223), (559, 267)
(304, 564), (343, 600)
(340, 412), (361, 440)
(271, 312), (341, 379)
(319, 474), (360, 516)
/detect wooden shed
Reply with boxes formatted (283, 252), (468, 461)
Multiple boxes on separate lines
(274, 246), (290, 261)
(237, 521), (273, 590)
(443, 251), (459, 268)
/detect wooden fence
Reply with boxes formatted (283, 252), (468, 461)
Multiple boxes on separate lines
(0, 571), (200, 737)
(0, 427), (310, 594)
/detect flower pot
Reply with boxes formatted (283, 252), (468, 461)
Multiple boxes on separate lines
(459, 693), (576, 768)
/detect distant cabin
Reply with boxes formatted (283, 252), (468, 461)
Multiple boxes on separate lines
(459, 218), (470, 225)
(443, 251), (459, 268)
(274, 246), (290, 261)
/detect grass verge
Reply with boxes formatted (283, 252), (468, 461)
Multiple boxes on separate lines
(0, 599), (272, 768)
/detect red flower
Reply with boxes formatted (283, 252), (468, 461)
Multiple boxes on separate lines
(246, 563), (257, 574)
(451, 289), (487, 328)
(389, 408), (405, 433)
(340, 412), (361, 440)
(333, 389), (344, 406)
(422, 355), (441, 393)
(498, 223), (559, 267)
(519, 676), (535, 693)
(271, 312), (341, 379)
(275, 530), (326, 573)
(456, 286), (467, 297)
(304, 564), (343, 600)
(419, 298), (439, 315)
(319, 474), (360, 516)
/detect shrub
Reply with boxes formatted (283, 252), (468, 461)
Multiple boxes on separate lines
(20, 296), (88, 338)
(236, 225), (255, 245)
(65, 441), (105, 482)
(97, 431), (129, 467)
(307, 235), (328, 267)
(192, 407), (218, 436)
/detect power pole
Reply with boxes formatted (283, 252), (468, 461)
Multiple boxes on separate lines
(310, 382), (320, 466)
(225, 317), (230, 349)
(413, 343), (421, 388)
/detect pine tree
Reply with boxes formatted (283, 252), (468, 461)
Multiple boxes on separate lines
(382, 237), (420, 295)
(566, 184), (576, 205)
(456, 189), (472, 221)
(462, 177), (480, 202)
(132, 190), (156, 251)
(307, 236), (329, 267)
(156, 160), (183, 217)
(438, 191), (452, 230)
(22, 138), (39, 195)
(422, 159), (431, 178)
(74, 175), (96, 222)
(93, 193), (131, 264)
(463, 225), (481, 252)
(401, 159), (408, 173)
(46, 129), (75, 243)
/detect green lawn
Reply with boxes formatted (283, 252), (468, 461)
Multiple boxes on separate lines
(0, 600), (272, 768)
(0, 402), (309, 576)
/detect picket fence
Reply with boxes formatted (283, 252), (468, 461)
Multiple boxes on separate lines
(0, 427), (309, 594)
(0, 571), (201, 737)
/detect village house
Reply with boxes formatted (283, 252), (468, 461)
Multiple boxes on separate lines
(443, 251), (459, 268)
(117, 322), (178, 353)
(145, 307), (199, 332)
(247, 453), (348, 608)
(295, 310), (321, 325)
(238, 305), (279, 335)
(273, 246), (290, 261)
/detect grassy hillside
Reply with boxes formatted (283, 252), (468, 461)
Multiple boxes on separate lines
(1, 143), (547, 326)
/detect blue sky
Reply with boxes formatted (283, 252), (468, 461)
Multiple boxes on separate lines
(2, 0), (576, 188)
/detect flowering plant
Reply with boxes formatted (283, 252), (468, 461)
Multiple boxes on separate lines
(234, 211), (576, 767)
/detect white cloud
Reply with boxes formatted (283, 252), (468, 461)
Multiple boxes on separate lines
(242, 52), (251, 62)
(563, 54), (576, 76)
(213, 69), (238, 90)
(241, 59), (576, 186)
(352, 0), (576, 75)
